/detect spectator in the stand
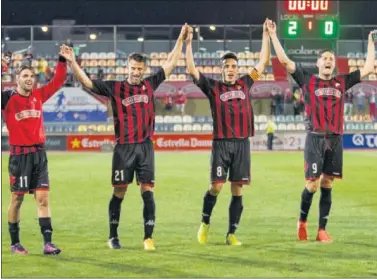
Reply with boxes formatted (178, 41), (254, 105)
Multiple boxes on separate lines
(163, 92), (174, 114)
(356, 88), (366, 115)
(266, 117), (277, 150)
(293, 87), (303, 116)
(175, 89), (187, 115)
(65, 38), (74, 48)
(369, 88), (376, 120)
(275, 89), (283, 115)
(24, 46), (33, 67)
(98, 67), (104, 80)
(344, 89), (354, 116)
(284, 87), (294, 115)
(270, 87), (277, 115)
(38, 58), (48, 85)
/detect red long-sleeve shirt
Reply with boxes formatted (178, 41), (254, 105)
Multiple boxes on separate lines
(2, 59), (67, 148)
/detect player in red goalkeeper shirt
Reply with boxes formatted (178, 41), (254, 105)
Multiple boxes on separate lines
(1, 46), (69, 255)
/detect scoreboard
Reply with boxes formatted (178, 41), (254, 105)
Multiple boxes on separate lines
(277, 0), (340, 39)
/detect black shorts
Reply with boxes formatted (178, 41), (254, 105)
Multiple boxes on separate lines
(8, 150), (50, 195)
(211, 138), (251, 184)
(112, 141), (154, 187)
(304, 133), (343, 180)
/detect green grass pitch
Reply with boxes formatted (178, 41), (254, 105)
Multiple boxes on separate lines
(2, 151), (377, 277)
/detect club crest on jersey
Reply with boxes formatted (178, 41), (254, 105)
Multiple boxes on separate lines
(315, 88), (342, 98)
(122, 95), (149, 106)
(15, 110), (41, 121)
(220, 90), (246, 101)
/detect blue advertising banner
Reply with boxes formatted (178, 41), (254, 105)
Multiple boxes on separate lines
(1, 136), (67, 151)
(343, 133), (377, 149)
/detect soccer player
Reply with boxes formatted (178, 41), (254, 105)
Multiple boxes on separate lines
(185, 20), (271, 245)
(267, 21), (376, 242)
(66, 24), (189, 251)
(2, 46), (69, 254)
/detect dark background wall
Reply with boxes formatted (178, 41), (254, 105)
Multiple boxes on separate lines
(2, 0), (377, 26)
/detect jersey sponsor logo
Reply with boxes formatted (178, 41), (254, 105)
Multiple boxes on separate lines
(220, 90), (246, 101)
(314, 88), (342, 98)
(15, 109), (41, 121)
(122, 95), (149, 106)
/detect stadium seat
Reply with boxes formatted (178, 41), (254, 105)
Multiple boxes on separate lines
(159, 59), (167, 66)
(155, 115), (164, 124)
(345, 123), (355, 130)
(365, 123), (374, 130)
(81, 52), (90, 59)
(356, 59), (365, 67)
(97, 125), (106, 132)
(296, 123), (306, 130)
(277, 123), (287, 131)
(90, 52), (99, 59)
(183, 124), (192, 131)
(194, 52), (202, 59)
(295, 115), (304, 122)
(369, 74), (377, 80)
(78, 125), (88, 132)
(347, 52), (356, 59)
(239, 66), (247, 74)
(178, 74), (186, 81)
(193, 124), (202, 131)
(107, 125), (114, 132)
(276, 115), (285, 122)
(151, 59), (159, 67)
(287, 123), (296, 130)
(259, 123), (267, 131)
(355, 52), (364, 59)
(177, 59), (185, 67)
(254, 52), (260, 59)
(349, 66), (358, 73)
(169, 74), (178, 81)
(2, 75), (11, 82)
(173, 124), (183, 132)
(183, 115), (193, 123)
(13, 61), (22, 68)
(258, 115), (267, 123)
(107, 60), (116, 67)
(285, 115), (295, 122)
(163, 115), (173, 123)
(238, 59), (246, 66)
(107, 52), (116, 59)
(374, 122), (377, 130)
(99, 52), (107, 59)
(202, 52), (210, 59)
(202, 124), (212, 131)
(246, 52), (254, 59)
(354, 123), (365, 130)
(172, 115), (182, 123)
(348, 59), (356, 66)
(237, 52), (246, 59)
(266, 74), (274, 80)
(159, 52), (168, 59)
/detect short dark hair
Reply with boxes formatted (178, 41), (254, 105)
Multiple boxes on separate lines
(220, 52), (238, 62)
(317, 49), (335, 58)
(128, 52), (147, 63)
(16, 65), (34, 75)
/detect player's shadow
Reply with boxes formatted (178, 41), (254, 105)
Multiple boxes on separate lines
(32, 254), (207, 278)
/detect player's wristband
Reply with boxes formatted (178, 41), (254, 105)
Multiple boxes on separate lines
(58, 55), (67, 63)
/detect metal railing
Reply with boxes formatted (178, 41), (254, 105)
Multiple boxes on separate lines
(2, 24), (377, 56)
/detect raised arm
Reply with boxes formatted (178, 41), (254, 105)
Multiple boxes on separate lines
(185, 26), (200, 81)
(61, 45), (94, 89)
(161, 24), (188, 77)
(360, 30), (376, 79)
(39, 46), (68, 103)
(254, 19), (271, 75)
(267, 21), (296, 74)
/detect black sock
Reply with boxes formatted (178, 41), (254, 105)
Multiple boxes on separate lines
(228, 196), (243, 234)
(142, 191), (155, 240)
(8, 222), (20, 245)
(299, 187), (315, 222)
(319, 187), (332, 230)
(201, 190), (218, 225)
(109, 194), (123, 239)
(39, 217), (53, 244)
